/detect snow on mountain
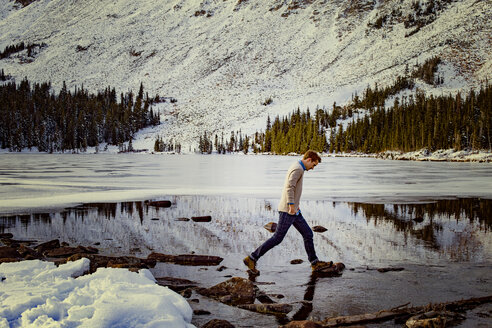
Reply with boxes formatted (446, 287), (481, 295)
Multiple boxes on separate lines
(0, 0), (490, 150)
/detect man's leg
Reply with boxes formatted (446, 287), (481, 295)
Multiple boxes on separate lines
(292, 213), (318, 264)
(250, 211), (296, 261)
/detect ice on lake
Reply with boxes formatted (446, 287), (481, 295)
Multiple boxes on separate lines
(0, 154), (491, 327)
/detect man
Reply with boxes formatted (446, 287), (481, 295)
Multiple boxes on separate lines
(244, 150), (333, 275)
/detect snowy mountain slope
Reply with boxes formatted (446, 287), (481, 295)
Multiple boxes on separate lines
(0, 0), (490, 150)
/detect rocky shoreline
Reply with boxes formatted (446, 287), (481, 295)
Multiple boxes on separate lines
(2, 231), (490, 328)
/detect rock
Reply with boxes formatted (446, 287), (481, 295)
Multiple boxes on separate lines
(237, 303), (293, 315)
(198, 277), (258, 305)
(147, 252), (175, 262)
(45, 246), (87, 258)
(18, 245), (41, 259)
(264, 222), (277, 233)
(1, 239), (35, 247)
(191, 216), (212, 222)
(155, 276), (198, 292)
(147, 200), (172, 208)
(148, 252), (223, 266)
(67, 254), (154, 273)
(0, 246), (21, 259)
(413, 216), (424, 223)
(312, 226), (327, 233)
(176, 217), (190, 221)
(201, 319), (235, 328)
(193, 309), (211, 315)
(256, 292), (276, 304)
(377, 267), (404, 273)
(290, 259), (303, 265)
(281, 320), (322, 328)
(0, 233), (13, 239)
(175, 254), (223, 265)
(35, 239), (60, 254)
(180, 288), (193, 298)
(0, 258), (20, 264)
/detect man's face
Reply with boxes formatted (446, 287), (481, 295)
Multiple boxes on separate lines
(306, 159), (319, 171)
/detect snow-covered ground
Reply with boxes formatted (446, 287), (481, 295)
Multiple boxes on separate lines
(0, 0), (490, 148)
(0, 259), (195, 328)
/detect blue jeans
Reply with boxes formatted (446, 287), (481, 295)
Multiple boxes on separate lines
(251, 211), (318, 264)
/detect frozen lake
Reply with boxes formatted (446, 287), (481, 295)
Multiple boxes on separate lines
(1, 153), (492, 213)
(0, 154), (491, 327)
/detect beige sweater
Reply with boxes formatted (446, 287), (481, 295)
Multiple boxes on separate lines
(278, 161), (304, 213)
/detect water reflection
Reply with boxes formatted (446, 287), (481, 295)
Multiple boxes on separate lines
(0, 197), (489, 266)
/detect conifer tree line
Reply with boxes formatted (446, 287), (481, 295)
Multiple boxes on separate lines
(0, 77), (161, 152)
(338, 82), (491, 153)
(197, 130), (251, 154)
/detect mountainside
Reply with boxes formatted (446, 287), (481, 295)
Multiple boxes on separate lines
(0, 0), (490, 150)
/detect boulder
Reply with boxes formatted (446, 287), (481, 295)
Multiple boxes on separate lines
(191, 216), (212, 222)
(312, 226), (327, 233)
(35, 239), (60, 254)
(175, 217), (190, 221)
(198, 277), (258, 305)
(18, 245), (41, 259)
(201, 319), (235, 328)
(264, 222), (277, 233)
(0, 246), (21, 259)
(237, 303), (293, 315)
(290, 259), (303, 265)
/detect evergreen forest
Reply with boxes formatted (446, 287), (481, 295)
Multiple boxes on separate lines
(0, 78), (161, 152)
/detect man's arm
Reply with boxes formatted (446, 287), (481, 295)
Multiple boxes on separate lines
(286, 169), (302, 214)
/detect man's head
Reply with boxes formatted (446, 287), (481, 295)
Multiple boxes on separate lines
(302, 150), (321, 171)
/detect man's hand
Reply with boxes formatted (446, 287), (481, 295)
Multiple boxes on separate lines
(288, 204), (296, 215)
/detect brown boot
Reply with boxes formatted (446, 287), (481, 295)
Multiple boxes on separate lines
(311, 260), (333, 272)
(243, 256), (260, 275)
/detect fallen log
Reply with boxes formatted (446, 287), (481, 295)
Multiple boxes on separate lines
(318, 295), (492, 327)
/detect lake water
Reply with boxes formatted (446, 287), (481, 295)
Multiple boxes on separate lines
(0, 154), (491, 327)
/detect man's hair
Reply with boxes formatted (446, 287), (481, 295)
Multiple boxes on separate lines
(303, 150), (321, 163)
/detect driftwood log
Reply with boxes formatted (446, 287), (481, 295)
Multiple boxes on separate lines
(282, 295), (492, 327)
(318, 295), (492, 327)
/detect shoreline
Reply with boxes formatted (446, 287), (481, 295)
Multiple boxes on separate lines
(1, 147), (491, 163)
